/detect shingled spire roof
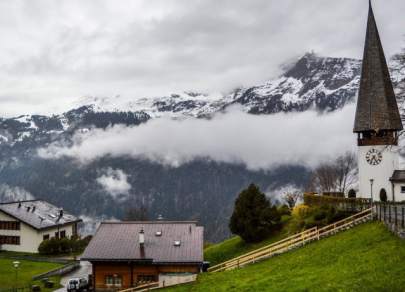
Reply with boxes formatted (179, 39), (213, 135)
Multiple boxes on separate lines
(353, 1), (403, 133)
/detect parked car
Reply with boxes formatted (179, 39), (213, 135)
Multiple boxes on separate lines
(67, 278), (88, 292)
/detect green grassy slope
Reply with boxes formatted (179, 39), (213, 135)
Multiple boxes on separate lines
(204, 219), (298, 267)
(0, 258), (63, 291)
(166, 221), (405, 292)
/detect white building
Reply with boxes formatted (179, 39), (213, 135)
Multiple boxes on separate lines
(0, 199), (82, 253)
(353, 2), (403, 201)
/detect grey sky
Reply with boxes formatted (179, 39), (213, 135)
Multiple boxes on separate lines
(1, 0), (404, 118)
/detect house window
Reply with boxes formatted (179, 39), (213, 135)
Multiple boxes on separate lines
(60, 230), (66, 238)
(106, 275), (113, 285)
(138, 275), (156, 284)
(0, 235), (20, 245)
(43, 234), (50, 240)
(106, 275), (121, 286)
(55, 232), (59, 239)
(401, 186), (405, 193)
(0, 221), (20, 230)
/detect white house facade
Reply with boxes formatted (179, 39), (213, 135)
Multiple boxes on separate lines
(0, 200), (82, 253)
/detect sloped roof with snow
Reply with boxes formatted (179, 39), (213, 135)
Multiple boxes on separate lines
(0, 199), (82, 230)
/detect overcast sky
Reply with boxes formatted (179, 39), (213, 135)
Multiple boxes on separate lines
(1, 0), (405, 118)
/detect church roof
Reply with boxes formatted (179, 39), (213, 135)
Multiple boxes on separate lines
(390, 170), (405, 183)
(353, 1), (403, 133)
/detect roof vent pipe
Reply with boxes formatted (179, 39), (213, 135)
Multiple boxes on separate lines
(26, 207), (30, 212)
(139, 227), (145, 247)
(59, 208), (63, 217)
(18, 203), (21, 208)
(32, 207), (35, 212)
(158, 215), (163, 221)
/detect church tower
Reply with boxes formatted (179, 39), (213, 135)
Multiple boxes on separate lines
(354, 1), (403, 199)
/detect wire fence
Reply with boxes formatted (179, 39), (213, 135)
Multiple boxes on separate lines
(376, 204), (405, 228)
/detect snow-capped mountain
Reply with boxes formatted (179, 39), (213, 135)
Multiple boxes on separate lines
(66, 52), (362, 119)
(0, 53), (362, 143)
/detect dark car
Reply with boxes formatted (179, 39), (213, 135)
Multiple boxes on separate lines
(67, 278), (88, 292)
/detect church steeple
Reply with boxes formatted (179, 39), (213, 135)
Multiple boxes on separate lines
(353, 0), (403, 135)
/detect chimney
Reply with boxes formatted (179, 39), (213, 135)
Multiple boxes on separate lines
(158, 215), (163, 221)
(26, 207), (30, 212)
(32, 207), (35, 212)
(139, 227), (145, 247)
(59, 208), (63, 217)
(18, 203), (21, 208)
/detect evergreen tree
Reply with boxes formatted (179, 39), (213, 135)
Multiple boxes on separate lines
(348, 188), (356, 198)
(229, 183), (280, 243)
(380, 188), (387, 202)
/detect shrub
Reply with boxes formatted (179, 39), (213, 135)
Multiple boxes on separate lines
(60, 238), (70, 253)
(38, 239), (52, 254)
(348, 189), (356, 198)
(380, 188), (387, 202)
(277, 204), (291, 216)
(292, 205), (310, 224)
(321, 191), (344, 198)
(49, 237), (60, 254)
(303, 193), (371, 212)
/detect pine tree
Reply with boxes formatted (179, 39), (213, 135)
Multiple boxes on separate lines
(229, 183), (280, 243)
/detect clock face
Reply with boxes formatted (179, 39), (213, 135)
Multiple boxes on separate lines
(366, 149), (382, 165)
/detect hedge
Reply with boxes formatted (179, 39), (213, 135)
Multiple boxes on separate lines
(321, 191), (344, 198)
(304, 193), (371, 212)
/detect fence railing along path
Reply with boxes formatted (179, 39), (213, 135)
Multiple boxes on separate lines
(118, 274), (198, 292)
(208, 207), (375, 273)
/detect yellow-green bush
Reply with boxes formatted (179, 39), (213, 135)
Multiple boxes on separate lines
(292, 205), (310, 224)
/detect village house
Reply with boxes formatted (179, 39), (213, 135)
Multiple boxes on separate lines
(0, 199), (82, 253)
(81, 220), (204, 291)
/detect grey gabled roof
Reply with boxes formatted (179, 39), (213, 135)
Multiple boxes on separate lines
(390, 170), (405, 183)
(0, 199), (82, 230)
(353, 1), (403, 133)
(81, 221), (204, 264)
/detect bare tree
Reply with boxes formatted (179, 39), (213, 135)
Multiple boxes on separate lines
(123, 205), (151, 221)
(391, 41), (405, 115)
(307, 162), (337, 193)
(334, 150), (358, 193)
(282, 190), (300, 209)
(306, 150), (358, 195)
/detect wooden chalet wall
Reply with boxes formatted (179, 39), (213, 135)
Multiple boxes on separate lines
(93, 262), (199, 291)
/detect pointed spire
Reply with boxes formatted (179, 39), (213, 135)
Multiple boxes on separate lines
(353, 1), (403, 133)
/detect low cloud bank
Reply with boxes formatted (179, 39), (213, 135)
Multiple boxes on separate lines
(38, 105), (357, 170)
(97, 168), (131, 198)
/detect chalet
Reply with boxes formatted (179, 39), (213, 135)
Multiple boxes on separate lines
(81, 220), (204, 291)
(0, 199), (82, 253)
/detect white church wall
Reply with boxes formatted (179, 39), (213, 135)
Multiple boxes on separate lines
(358, 145), (399, 201)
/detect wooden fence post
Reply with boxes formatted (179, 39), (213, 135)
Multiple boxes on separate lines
(384, 205), (386, 221)
(395, 205), (398, 226)
(402, 206), (404, 229)
(178, 278), (180, 287)
(388, 205), (391, 223)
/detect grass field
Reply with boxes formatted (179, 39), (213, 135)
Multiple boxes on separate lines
(204, 218), (298, 267)
(165, 221), (405, 291)
(0, 258), (63, 291)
